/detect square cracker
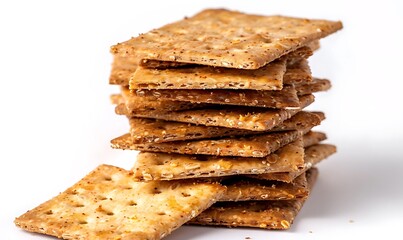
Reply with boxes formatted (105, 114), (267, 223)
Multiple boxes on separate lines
(112, 130), (300, 158)
(129, 111), (324, 143)
(111, 9), (342, 69)
(14, 164), (225, 240)
(134, 84), (300, 109)
(130, 58), (287, 90)
(140, 44), (315, 69)
(255, 143), (336, 182)
(132, 137), (305, 181)
(117, 94), (314, 131)
(109, 44), (316, 86)
(220, 172), (309, 202)
(188, 167), (318, 230)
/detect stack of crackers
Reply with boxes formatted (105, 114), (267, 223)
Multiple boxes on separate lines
(15, 9), (342, 239)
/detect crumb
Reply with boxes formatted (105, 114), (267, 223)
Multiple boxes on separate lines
(309, 230), (313, 233)
(349, 220), (354, 223)
(245, 237), (251, 240)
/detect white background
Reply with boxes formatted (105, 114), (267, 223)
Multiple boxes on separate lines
(1, 0), (403, 239)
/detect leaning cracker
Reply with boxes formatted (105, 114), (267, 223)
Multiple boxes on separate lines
(112, 130), (299, 157)
(189, 168), (318, 229)
(135, 85), (300, 109)
(132, 138), (305, 181)
(111, 9), (342, 69)
(129, 111), (323, 143)
(14, 164), (225, 240)
(220, 172), (309, 202)
(130, 58), (286, 90)
(255, 143), (336, 182)
(295, 78), (331, 95)
(117, 94), (314, 131)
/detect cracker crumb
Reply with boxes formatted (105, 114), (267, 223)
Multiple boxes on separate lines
(349, 219), (354, 223)
(245, 237), (251, 239)
(309, 230), (313, 233)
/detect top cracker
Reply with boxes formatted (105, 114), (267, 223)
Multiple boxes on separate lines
(111, 9), (342, 69)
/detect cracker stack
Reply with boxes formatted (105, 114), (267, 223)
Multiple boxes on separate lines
(14, 9), (342, 239)
(110, 9), (342, 229)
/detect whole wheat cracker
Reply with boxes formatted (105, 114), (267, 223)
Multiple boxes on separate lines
(132, 137), (305, 181)
(140, 44), (315, 69)
(220, 172), (308, 202)
(254, 143), (336, 183)
(112, 130), (299, 158)
(111, 9), (342, 69)
(129, 111), (323, 143)
(109, 43), (317, 86)
(130, 58), (287, 90)
(14, 164), (225, 240)
(117, 94), (314, 131)
(134, 85), (300, 109)
(188, 168), (318, 229)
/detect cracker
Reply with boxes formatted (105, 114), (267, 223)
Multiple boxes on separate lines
(189, 168), (318, 229)
(130, 58), (286, 90)
(14, 164), (226, 240)
(135, 85), (299, 109)
(254, 143), (336, 183)
(283, 59), (312, 84)
(120, 87), (202, 113)
(295, 78), (331, 95)
(110, 44), (317, 86)
(129, 111), (323, 143)
(132, 137), (305, 181)
(118, 94), (314, 131)
(140, 44), (314, 69)
(220, 172), (309, 202)
(112, 130), (299, 157)
(111, 9), (342, 69)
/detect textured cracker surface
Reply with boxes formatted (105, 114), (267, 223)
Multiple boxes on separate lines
(117, 95), (314, 131)
(189, 168), (318, 229)
(220, 172), (308, 202)
(111, 9), (342, 69)
(134, 85), (300, 108)
(129, 111), (322, 143)
(132, 138), (305, 181)
(111, 130), (299, 158)
(14, 165), (225, 240)
(130, 58), (286, 90)
(254, 143), (336, 182)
